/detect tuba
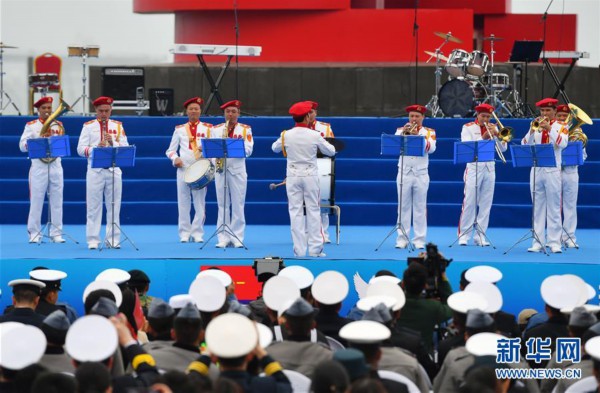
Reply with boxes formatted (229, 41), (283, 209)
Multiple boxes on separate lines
(215, 120), (229, 173)
(39, 99), (71, 163)
(564, 103), (593, 147)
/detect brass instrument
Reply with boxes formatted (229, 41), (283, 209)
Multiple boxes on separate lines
(491, 111), (514, 143)
(564, 103), (593, 147)
(215, 120), (228, 173)
(531, 116), (549, 132)
(39, 99), (71, 163)
(483, 120), (507, 164)
(99, 120), (113, 147)
(402, 122), (419, 135)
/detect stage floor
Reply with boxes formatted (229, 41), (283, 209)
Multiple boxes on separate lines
(1, 225), (598, 318)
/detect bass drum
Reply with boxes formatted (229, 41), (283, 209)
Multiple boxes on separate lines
(439, 79), (475, 117)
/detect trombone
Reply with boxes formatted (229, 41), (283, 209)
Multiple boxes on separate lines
(487, 112), (513, 165)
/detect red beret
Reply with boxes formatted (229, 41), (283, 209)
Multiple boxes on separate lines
(289, 101), (312, 118)
(535, 98), (558, 108)
(93, 96), (114, 107)
(183, 97), (203, 108)
(475, 104), (494, 114)
(405, 104), (427, 115)
(305, 101), (318, 110)
(33, 96), (53, 108)
(556, 104), (570, 114)
(220, 100), (241, 110)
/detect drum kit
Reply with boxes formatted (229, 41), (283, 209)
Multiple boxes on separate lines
(425, 32), (513, 118)
(0, 42), (22, 115)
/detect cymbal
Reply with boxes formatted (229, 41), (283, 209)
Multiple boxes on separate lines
(0, 42), (18, 49)
(483, 35), (504, 41)
(424, 50), (449, 62)
(434, 31), (462, 44)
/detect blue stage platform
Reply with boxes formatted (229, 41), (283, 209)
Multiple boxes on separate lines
(1, 116), (599, 228)
(0, 224), (598, 319)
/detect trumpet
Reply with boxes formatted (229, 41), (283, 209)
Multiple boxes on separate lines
(402, 122), (419, 135)
(483, 121), (507, 164)
(531, 116), (549, 132)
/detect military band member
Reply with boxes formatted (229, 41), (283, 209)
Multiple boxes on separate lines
(307, 101), (335, 244)
(211, 100), (254, 248)
(556, 104), (585, 248)
(77, 96), (130, 250)
(272, 101), (336, 257)
(394, 105), (437, 249)
(457, 104), (506, 246)
(19, 97), (65, 243)
(165, 97), (212, 243)
(521, 98), (568, 253)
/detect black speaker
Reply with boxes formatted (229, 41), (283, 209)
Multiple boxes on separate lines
(149, 88), (174, 116)
(101, 67), (144, 100)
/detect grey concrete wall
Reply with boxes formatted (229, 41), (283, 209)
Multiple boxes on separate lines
(90, 64), (600, 117)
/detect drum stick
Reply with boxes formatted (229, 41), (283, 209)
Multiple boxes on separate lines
(269, 180), (286, 190)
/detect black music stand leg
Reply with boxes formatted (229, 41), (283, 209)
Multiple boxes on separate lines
(544, 58), (574, 103)
(198, 54), (231, 115)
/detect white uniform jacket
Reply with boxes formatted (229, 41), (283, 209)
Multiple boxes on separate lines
(395, 125), (437, 173)
(210, 122), (254, 173)
(77, 119), (130, 170)
(461, 120), (507, 170)
(165, 121), (213, 167)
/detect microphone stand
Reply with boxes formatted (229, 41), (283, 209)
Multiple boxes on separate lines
(413, 0), (419, 103)
(540, 0), (555, 97)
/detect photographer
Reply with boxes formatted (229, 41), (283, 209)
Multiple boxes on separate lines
(397, 249), (453, 354)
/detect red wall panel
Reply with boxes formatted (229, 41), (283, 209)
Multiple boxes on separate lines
(384, 0), (509, 15)
(483, 14), (576, 63)
(174, 9), (474, 63)
(135, 0), (349, 13)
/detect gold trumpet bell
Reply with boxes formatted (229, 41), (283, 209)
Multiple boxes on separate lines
(499, 126), (514, 143)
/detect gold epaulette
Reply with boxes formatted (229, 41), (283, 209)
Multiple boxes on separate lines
(465, 122), (476, 126)
(111, 120), (122, 125)
(26, 120), (37, 125)
(84, 119), (96, 125)
(202, 122), (213, 128)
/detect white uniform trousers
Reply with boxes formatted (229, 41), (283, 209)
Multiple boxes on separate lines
(561, 167), (579, 243)
(458, 166), (495, 243)
(86, 169), (122, 246)
(28, 161), (63, 239)
(321, 211), (331, 241)
(396, 170), (429, 246)
(530, 169), (562, 248)
(214, 170), (247, 243)
(287, 175), (324, 256)
(176, 168), (207, 241)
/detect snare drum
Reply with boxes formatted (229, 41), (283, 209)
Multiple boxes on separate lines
(28, 73), (59, 88)
(445, 49), (470, 78)
(467, 51), (490, 77)
(482, 73), (510, 90)
(184, 159), (215, 190)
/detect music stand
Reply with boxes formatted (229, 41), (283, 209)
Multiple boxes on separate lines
(509, 41), (543, 117)
(560, 141), (584, 249)
(200, 138), (247, 250)
(375, 134), (425, 251)
(28, 135), (77, 244)
(504, 144), (556, 256)
(449, 140), (496, 248)
(91, 145), (138, 250)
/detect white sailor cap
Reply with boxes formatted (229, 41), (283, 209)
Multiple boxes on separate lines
(541, 275), (587, 310)
(29, 269), (67, 291)
(189, 275), (226, 312)
(465, 332), (504, 356)
(465, 266), (503, 284)
(256, 323), (273, 348)
(585, 283), (596, 301)
(169, 294), (195, 310)
(368, 275), (401, 285)
(585, 336), (600, 361)
(278, 265), (314, 289)
(447, 291), (489, 314)
(95, 268), (131, 285)
(262, 276), (300, 312)
(464, 282), (503, 313)
(65, 315), (118, 362)
(83, 280), (123, 307)
(562, 274), (592, 305)
(366, 281), (406, 311)
(205, 313), (258, 358)
(8, 279), (46, 293)
(0, 324), (46, 370)
(339, 320), (391, 344)
(312, 271), (349, 305)
(197, 269), (233, 287)
(356, 295), (396, 312)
